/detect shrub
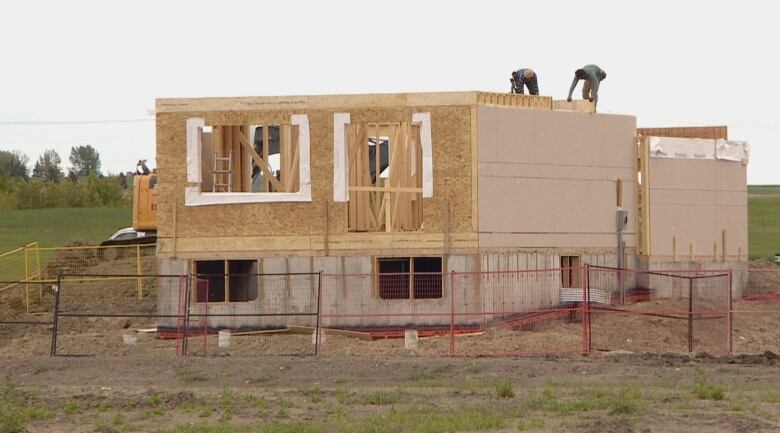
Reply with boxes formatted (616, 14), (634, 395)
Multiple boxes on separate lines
(495, 379), (515, 398)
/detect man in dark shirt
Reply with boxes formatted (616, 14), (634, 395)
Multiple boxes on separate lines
(510, 68), (539, 95)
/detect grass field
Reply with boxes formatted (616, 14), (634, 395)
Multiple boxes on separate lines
(748, 185), (780, 260)
(0, 207), (131, 251)
(3, 355), (780, 433)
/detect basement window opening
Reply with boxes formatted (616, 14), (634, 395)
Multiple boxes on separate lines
(560, 256), (581, 288)
(195, 260), (259, 303)
(377, 257), (442, 300)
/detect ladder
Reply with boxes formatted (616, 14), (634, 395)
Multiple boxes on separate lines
(212, 152), (232, 192)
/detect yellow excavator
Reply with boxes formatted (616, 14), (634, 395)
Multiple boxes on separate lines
(100, 173), (157, 246)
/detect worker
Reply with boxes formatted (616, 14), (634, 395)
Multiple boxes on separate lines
(567, 64), (607, 107)
(510, 68), (539, 95)
(136, 159), (150, 175)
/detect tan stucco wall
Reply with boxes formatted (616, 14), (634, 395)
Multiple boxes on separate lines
(476, 105), (638, 249)
(648, 158), (747, 261)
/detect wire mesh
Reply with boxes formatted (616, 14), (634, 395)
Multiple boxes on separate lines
(452, 268), (586, 357)
(318, 273), (451, 357)
(731, 268), (780, 354)
(0, 281), (54, 358)
(183, 273), (321, 357)
(587, 267), (730, 355)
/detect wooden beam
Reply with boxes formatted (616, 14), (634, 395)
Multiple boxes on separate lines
(238, 131), (284, 192)
(262, 125), (270, 192)
(348, 186), (423, 193)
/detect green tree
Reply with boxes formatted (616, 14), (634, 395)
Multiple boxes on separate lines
(32, 149), (63, 182)
(69, 145), (101, 177)
(0, 150), (29, 179)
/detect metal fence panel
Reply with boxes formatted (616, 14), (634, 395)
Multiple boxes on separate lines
(588, 267), (730, 355)
(0, 281), (53, 358)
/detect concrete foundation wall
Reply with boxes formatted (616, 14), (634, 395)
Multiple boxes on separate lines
(476, 106), (637, 249)
(157, 249), (628, 329)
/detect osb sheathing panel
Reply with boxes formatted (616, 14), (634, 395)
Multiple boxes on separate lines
(475, 106), (637, 248)
(648, 158), (747, 260)
(156, 105), (474, 254)
(637, 126), (728, 140)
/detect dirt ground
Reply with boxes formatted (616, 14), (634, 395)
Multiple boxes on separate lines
(3, 353), (780, 433)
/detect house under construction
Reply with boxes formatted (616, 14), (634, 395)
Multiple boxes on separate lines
(153, 91), (749, 329)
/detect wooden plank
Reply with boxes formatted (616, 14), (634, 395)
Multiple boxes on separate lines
(347, 125), (358, 230)
(323, 201), (329, 256)
(262, 125), (270, 192)
(290, 124), (300, 192)
(280, 124), (290, 192)
(348, 186), (423, 193)
(288, 325), (373, 341)
(240, 126), (251, 192)
(637, 126), (728, 140)
(233, 328), (290, 336)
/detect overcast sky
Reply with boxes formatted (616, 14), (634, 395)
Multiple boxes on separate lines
(1, 0), (777, 183)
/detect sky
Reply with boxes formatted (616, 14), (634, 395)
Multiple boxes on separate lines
(0, 0), (777, 183)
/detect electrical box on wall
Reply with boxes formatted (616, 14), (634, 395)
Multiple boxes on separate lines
(616, 208), (628, 232)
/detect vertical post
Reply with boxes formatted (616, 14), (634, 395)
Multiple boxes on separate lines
(50, 273), (62, 357)
(315, 272), (323, 356)
(583, 265), (591, 355)
(672, 235), (678, 262)
(688, 277), (693, 353)
(24, 245), (30, 313)
(727, 270), (733, 355)
(136, 245), (143, 299)
(204, 279), (209, 357)
(449, 271), (456, 357)
(176, 276), (184, 356)
(35, 244), (42, 300)
(722, 230), (728, 263)
(182, 276), (191, 356)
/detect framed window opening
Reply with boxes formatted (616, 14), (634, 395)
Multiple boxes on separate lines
(376, 256), (443, 300)
(184, 115), (311, 205)
(348, 122), (423, 232)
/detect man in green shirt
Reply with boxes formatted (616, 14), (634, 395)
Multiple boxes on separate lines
(567, 65), (607, 108)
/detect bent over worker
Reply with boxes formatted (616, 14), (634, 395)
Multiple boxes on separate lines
(567, 64), (606, 107)
(510, 68), (539, 95)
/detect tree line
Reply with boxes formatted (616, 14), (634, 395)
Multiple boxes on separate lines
(0, 146), (131, 210)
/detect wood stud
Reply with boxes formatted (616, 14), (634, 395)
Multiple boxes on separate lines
(347, 122), (423, 232)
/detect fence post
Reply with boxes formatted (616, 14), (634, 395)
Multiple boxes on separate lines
(182, 275), (191, 356)
(583, 265), (590, 355)
(35, 244), (42, 300)
(727, 270), (733, 355)
(688, 277), (693, 353)
(136, 245), (143, 299)
(50, 272), (62, 357)
(449, 271), (456, 357)
(315, 272), (323, 356)
(24, 245), (30, 313)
